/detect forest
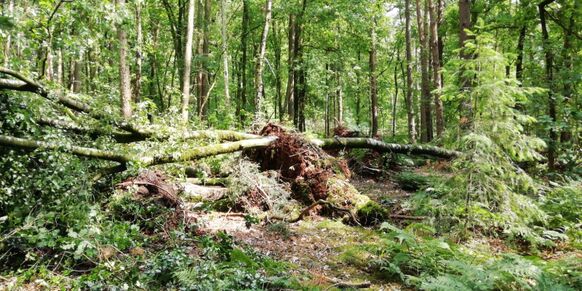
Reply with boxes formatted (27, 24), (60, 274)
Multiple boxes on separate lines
(0, 0), (580, 289)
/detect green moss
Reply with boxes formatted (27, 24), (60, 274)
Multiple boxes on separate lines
(325, 177), (371, 210)
(356, 201), (389, 225)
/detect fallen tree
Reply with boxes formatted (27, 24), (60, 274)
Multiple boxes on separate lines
(312, 137), (460, 159)
(2, 67), (458, 224)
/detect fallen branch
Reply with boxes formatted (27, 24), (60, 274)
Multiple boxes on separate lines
(312, 137), (460, 159)
(0, 134), (277, 167)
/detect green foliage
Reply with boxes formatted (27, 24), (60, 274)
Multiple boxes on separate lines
(361, 223), (580, 290)
(395, 171), (431, 192)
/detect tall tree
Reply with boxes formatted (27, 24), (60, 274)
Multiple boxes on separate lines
(369, 17), (379, 137)
(181, 0), (195, 123)
(285, 14), (295, 119)
(404, 0), (417, 143)
(416, 0), (433, 142)
(237, 0), (250, 123)
(458, 0), (474, 131)
(197, 0), (211, 119)
(220, 0), (230, 106)
(254, 0), (273, 123)
(293, 0), (308, 132)
(538, 0), (556, 170)
(3, 0), (14, 66)
(135, 0), (143, 102)
(117, 0), (132, 119)
(428, 0), (443, 137)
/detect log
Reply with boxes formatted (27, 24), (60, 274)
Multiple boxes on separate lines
(0, 135), (277, 167)
(311, 137), (460, 159)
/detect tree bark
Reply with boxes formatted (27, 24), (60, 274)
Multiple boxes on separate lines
(458, 0), (474, 132)
(237, 0), (250, 124)
(404, 0), (417, 143)
(3, 0), (14, 67)
(515, 25), (526, 83)
(220, 0), (231, 106)
(117, 0), (132, 119)
(285, 14), (295, 119)
(311, 137), (460, 159)
(428, 0), (444, 137)
(253, 0), (273, 123)
(135, 0), (143, 102)
(416, 0), (433, 142)
(181, 0), (195, 123)
(369, 18), (379, 137)
(197, 0), (211, 119)
(539, 0), (556, 170)
(0, 134), (277, 167)
(293, 0), (307, 132)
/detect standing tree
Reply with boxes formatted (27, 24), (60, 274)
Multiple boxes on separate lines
(369, 17), (379, 137)
(181, 0), (195, 123)
(404, 0), (417, 143)
(416, 0), (432, 142)
(254, 0), (273, 124)
(117, 0), (132, 119)
(458, 0), (474, 131)
(428, 0), (443, 137)
(220, 0), (231, 106)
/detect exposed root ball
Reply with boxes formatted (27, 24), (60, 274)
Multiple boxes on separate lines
(248, 123), (350, 202)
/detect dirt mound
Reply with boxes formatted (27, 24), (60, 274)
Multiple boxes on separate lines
(249, 123), (350, 203)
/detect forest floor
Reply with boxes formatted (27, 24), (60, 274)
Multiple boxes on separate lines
(190, 168), (420, 289)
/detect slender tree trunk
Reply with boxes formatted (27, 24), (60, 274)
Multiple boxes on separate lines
(416, 0), (432, 142)
(72, 55), (82, 93)
(335, 65), (343, 125)
(57, 49), (63, 86)
(117, 0), (132, 119)
(285, 14), (295, 119)
(539, 0), (556, 170)
(3, 0), (13, 67)
(293, 0), (307, 132)
(253, 0), (273, 123)
(181, 0), (195, 123)
(197, 0), (211, 119)
(515, 25), (526, 83)
(458, 0), (474, 131)
(429, 0), (443, 137)
(392, 59), (399, 137)
(220, 0), (231, 106)
(355, 51), (362, 126)
(559, 10), (574, 143)
(325, 63), (331, 137)
(404, 0), (417, 143)
(369, 19), (379, 137)
(272, 21), (283, 121)
(135, 0), (143, 102)
(237, 0), (250, 123)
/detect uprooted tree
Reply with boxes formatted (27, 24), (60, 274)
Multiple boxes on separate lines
(0, 67), (460, 222)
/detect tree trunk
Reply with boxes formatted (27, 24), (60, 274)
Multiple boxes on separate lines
(293, 0), (307, 132)
(428, 0), (443, 137)
(458, 0), (474, 132)
(392, 59), (399, 137)
(135, 0), (143, 103)
(416, 0), (432, 142)
(515, 25), (526, 83)
(355, 51), (362, 126)
(335, 64), (343, 125)
(220, 0), (231, 106)
(117, 0), (132, 119)
(285, 14), (295, 119)
(369, 18), (379, 137)
(559, 9), (574, 143)
(253, 0), (273, 123)
(181, 0), (195, 123)
(72, 55), (82, 93)
(3, 0), (13, 67)
(539, 0), (556, 170)
(404, 0), (417, 143)
(197, 0), (211, 119)
(272, 21), (283, 121)
(237, 0), (250, 123)
(312, 137), (460, 159)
